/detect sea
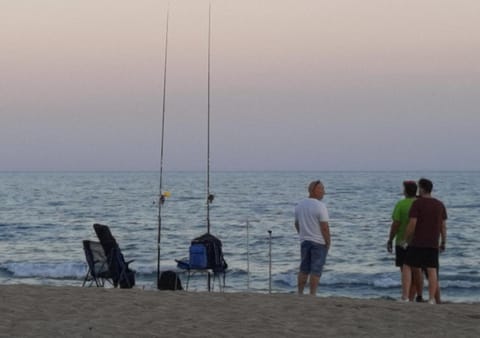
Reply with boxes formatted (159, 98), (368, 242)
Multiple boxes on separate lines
(0, 171), (479, 303)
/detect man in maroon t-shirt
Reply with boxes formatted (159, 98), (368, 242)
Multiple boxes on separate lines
(401, 178), (447, 304)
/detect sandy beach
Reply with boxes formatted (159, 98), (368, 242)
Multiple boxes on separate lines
(0, 285), (479, 337)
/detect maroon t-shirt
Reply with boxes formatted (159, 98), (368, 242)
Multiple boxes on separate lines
(409, 197), (447, 248)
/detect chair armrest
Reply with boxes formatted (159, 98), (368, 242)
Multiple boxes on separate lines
(175, 259), (190, 270)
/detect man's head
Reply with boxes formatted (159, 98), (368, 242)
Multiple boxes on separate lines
(308, 180), (325, 200)
(418, 178), (433, 195)
(403, 180), (418, 198)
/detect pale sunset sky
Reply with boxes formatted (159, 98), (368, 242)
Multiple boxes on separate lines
(1, 0), (479, 171)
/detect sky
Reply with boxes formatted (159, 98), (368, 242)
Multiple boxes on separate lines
(1, 0), (479, 171)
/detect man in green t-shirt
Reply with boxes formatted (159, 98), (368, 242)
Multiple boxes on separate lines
(387, 181), (421, 301)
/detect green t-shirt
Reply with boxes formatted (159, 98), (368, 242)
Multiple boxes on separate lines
(392, 197), (416, 245)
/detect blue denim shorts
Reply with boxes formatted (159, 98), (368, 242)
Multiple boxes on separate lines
(300, 240), (328, 276)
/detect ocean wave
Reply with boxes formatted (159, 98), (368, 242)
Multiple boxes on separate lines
(1, 261), (479, 293)
(272, 272), (388, 288)
(0, 260), (250, 280)
(441, 280), (480, 289)
(372, 276), (399, 288)
(1, 262), (86, 279)
(272, 272), (479, 291)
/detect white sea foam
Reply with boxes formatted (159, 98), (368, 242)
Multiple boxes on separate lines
(3, 262), (86, 279)
(372, 277), (399, 288)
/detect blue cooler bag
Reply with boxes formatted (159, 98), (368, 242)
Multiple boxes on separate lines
(189, 243), (208, 269)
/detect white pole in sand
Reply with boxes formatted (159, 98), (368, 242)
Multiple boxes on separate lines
(246, 219), (250, 290)
(268, 230), (272, 294)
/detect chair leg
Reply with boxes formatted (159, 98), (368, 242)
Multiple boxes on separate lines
(207, 272), (211, 292)
(186, 271), (191, 291)
(117, 266), (134, 289)
(82, 268), (91, 287)
(184, 270), (225, 292)
(211, 272), (225, 292)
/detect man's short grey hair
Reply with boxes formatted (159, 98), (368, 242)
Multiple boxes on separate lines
(308, 180), (323, 194)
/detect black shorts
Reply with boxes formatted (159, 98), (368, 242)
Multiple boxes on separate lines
(405, 247), (439, 269)
(395, 246), (408, 267)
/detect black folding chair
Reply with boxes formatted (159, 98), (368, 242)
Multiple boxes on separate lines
(93, 223), (136, 289)
(82, 240), (113, 287)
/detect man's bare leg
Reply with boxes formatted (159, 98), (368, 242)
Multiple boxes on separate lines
(411, 267), (423, 301)
(401, 264), (412, 300)
(298, 272), (308, 295)
(426, 267), (438, 303)
(435, 280), (441, 304)
(408, 278), (416, 301)
(309, 274), (320, 295)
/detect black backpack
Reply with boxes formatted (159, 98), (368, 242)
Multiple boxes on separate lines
(190, 233), (228, 272)
(158, 270), (183, 290)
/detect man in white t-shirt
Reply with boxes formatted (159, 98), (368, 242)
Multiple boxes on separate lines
(294, 180), (331, 295)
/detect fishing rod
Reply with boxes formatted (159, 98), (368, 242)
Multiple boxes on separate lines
(157, 4), (170, 289)
(206, 2), (214, 234)
(204, 2), (216, 292)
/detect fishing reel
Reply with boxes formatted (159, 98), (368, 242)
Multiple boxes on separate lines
(158, 191), (171, 205)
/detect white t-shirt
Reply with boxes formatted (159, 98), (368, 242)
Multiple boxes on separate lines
(295, 198), (329, 245)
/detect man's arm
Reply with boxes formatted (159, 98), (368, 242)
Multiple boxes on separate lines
(295, 220), (299, 234)
(405, 217), (417, 243)
(387, 220), (400, 252)
(320, 221), (330, 249)
(440, 220), (447, 252)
